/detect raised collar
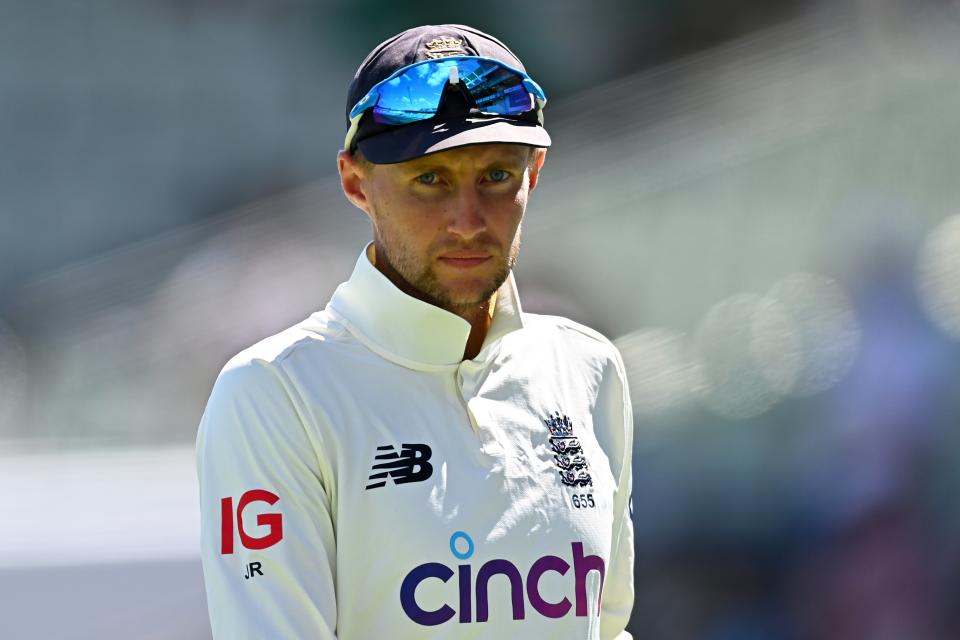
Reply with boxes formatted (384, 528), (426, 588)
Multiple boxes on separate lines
(326, 245), (524, 370)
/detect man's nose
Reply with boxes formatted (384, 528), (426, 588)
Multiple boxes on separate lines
(446, 185), (486, 239)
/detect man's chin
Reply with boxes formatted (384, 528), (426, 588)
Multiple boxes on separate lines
(437, 289), (493, 309)
(431, 279), (502, 310)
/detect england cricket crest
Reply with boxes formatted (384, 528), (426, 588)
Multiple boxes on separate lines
(544, 411), (593, 488)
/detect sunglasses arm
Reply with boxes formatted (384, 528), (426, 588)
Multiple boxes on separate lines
(534, 96), (547, 126)
(343, 113), (363, 152)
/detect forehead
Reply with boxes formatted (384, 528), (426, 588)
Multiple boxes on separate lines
(392, 143), (531, 172)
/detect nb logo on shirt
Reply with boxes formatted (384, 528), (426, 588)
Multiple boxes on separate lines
(365, 443), (433, 489)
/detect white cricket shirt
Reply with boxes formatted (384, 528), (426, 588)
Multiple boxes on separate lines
(196, 246), (635, 639)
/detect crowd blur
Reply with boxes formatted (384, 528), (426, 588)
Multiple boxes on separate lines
(3, 0), (960, 638)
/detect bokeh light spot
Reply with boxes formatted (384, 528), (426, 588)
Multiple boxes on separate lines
(695, 293), (801, 420)
(766, 273), (860, 396)
(916, 214), (960, 340)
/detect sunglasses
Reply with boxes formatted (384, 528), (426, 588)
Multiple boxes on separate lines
(344, 55), (547, 152)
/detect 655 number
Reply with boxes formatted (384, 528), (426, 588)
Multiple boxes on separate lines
(571, 493), (595, 509)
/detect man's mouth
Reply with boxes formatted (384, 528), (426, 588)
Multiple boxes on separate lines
(437, 252), (492, 269)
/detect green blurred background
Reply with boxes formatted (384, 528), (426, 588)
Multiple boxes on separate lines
(3, 1), (960, 638)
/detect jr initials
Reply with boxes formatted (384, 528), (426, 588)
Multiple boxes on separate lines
(244, 561), (264, 580)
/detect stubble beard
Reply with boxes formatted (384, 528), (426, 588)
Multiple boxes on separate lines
(375, 225), (522, 318)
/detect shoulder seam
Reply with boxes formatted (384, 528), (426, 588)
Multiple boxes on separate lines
(233, 317), (350, 369)
(524, 313), (615, 349)
(276, 314), (352, 363)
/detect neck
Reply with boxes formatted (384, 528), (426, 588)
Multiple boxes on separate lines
(460, 301), (493, 361)
(370, 243), (494, 360)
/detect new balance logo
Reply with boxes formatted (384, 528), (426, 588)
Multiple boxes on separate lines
(365, 444), (434, 490)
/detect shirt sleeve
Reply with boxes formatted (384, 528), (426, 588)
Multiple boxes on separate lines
(196, 355), (338, 639)
(598, 348), (636, 640)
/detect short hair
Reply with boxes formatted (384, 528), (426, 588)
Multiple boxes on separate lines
(351, 146), (541, 173)
(351, 148), (375, 174)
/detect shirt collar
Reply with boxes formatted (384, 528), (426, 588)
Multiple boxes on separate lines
(327, 244), (524, 369)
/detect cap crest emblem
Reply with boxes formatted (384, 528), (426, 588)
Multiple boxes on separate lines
(424, 36), (468, 59)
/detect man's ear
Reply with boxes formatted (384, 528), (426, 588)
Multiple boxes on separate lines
(527, 148), (547, 192)
(338, 150), (372, 216)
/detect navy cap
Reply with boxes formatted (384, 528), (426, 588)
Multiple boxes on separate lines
(345, 24), (551, 164)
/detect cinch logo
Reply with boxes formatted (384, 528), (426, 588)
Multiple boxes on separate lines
(400, 531), (605, 626)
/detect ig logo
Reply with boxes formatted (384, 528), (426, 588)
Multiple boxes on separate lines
(220, 489), (284, 555)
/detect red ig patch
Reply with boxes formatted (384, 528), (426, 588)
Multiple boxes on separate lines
(220, 489), (284, 554)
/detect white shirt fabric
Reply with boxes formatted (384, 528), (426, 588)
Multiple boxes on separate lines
(196, 246), (635, 639)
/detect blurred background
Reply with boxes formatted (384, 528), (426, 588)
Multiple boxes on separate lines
(3, 0), (960, 637)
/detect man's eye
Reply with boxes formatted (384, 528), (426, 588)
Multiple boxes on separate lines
(416, 172), (439, 185)
(488, 169), (510, 182)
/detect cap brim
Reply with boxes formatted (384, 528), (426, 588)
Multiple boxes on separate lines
(356, 116), (551, 164)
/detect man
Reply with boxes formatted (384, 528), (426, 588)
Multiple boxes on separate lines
(196, 24), (634, 639)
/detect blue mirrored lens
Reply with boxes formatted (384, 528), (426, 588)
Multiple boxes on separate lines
(368, 58), (536, 125)
(371, 60), (455, 125)
(457, 58), (533, 116)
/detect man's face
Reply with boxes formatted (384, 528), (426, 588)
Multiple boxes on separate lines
(341, 143), (546, 316)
